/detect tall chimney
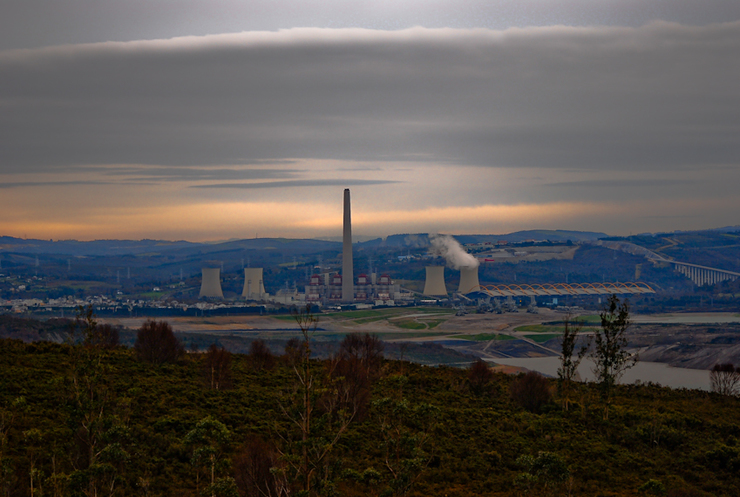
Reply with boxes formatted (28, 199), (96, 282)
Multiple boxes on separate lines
(342, 189), (354, 302)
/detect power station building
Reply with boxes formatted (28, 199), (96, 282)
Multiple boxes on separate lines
(305, 272), (401, 304)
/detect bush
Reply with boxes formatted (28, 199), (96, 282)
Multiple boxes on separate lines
(134, 320), (184, 365)
(510, 371), (553, 413)
(639, 479), (666, 495)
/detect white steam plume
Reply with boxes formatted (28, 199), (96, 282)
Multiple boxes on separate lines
(428, 234), (479, 269)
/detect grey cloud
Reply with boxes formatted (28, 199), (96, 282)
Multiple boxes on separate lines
(545, 179), (695, 188)
(1, 24), (739, 174)
(191, 179), (401, 189)
(0, 180), (113, 188)
(101, 166), (301, 181)
(2, 0), (740, 50)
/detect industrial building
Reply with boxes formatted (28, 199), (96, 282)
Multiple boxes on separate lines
(305, 272), (401, 304)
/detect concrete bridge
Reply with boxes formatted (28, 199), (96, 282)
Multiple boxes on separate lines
(669, 261), (740, 287)
(591, 240), (740, 287)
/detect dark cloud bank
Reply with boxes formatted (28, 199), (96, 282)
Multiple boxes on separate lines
(1, 23), (739, 176)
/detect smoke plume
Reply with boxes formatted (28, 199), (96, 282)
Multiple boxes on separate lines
(428, 234), (479, 269)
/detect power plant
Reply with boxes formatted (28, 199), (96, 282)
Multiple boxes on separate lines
(423, 266), (447, 296)
(242, 268), (266, 300)
(195, 190), (481, 305)
(199, 267), (224, 298)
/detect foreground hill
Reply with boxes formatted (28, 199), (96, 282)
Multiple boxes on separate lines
(1, 338), (739, 496)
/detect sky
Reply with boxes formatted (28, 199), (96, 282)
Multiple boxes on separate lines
(1, 1), (739, 242)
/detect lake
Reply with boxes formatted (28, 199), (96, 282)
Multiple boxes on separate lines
(491, 356), (711, 391)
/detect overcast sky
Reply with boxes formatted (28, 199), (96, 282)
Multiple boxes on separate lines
(1, 1), (739, 241)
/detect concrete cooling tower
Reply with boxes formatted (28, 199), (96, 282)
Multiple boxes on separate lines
(458, 266), (481, 294)
(423, 266), (447, 296)
(199, 267), (224, 298)
(242, 268), (266, 300)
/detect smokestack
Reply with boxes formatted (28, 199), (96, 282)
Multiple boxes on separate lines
(458, 266), (481, 294)
(242, 268), (266, 300)
(199, 267), (224, 298)
(423, 266), (447, 296)
(342, 189), (354, 302)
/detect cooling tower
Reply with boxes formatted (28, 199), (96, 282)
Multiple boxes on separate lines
(199, 267), (224, 298)
(423, 266), (447, 296)
(242, 268), (266, 300)
(342, 188), (354, 302)
(458, 266), (481, 294)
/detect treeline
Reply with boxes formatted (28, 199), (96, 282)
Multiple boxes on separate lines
(1, 309), (740, 496)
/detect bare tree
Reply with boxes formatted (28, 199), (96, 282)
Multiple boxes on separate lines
(557, 315), (590, 412)
(338, 333), (384, 378)
(467, 358), (494, 396)
(248, 339), (276, 371)
(710, 363), (740, 396)
(276, 304), (358, 496)
(233, 435), (289, 497)
(592, 295), (637, 420)
(510, 371), (553, 413)
(92, 324), (120, 349)
(134, 320), (184, 365)
(329, 333), (385, 420)
(203, 344), (233, 390)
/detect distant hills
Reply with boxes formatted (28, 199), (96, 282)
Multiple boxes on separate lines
(0, 230), (617, 257)
(8, 227), (740, 258)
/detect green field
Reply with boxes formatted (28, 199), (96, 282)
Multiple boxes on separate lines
(514, 324), (564, 333)
(525, 333), (561, 343)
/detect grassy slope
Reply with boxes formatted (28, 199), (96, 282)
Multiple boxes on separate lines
(1, 340), (739, 496)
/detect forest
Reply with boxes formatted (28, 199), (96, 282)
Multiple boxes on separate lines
(1, 307), (739, 497)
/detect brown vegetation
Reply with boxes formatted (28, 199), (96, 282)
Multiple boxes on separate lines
(133, 319), (184, 364)
(510, 371), (553, 413)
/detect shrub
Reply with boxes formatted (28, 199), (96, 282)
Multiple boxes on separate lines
(510, 371), (553, 413)
(639, 479), (666, 495)
(134, 320), (184, 365)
